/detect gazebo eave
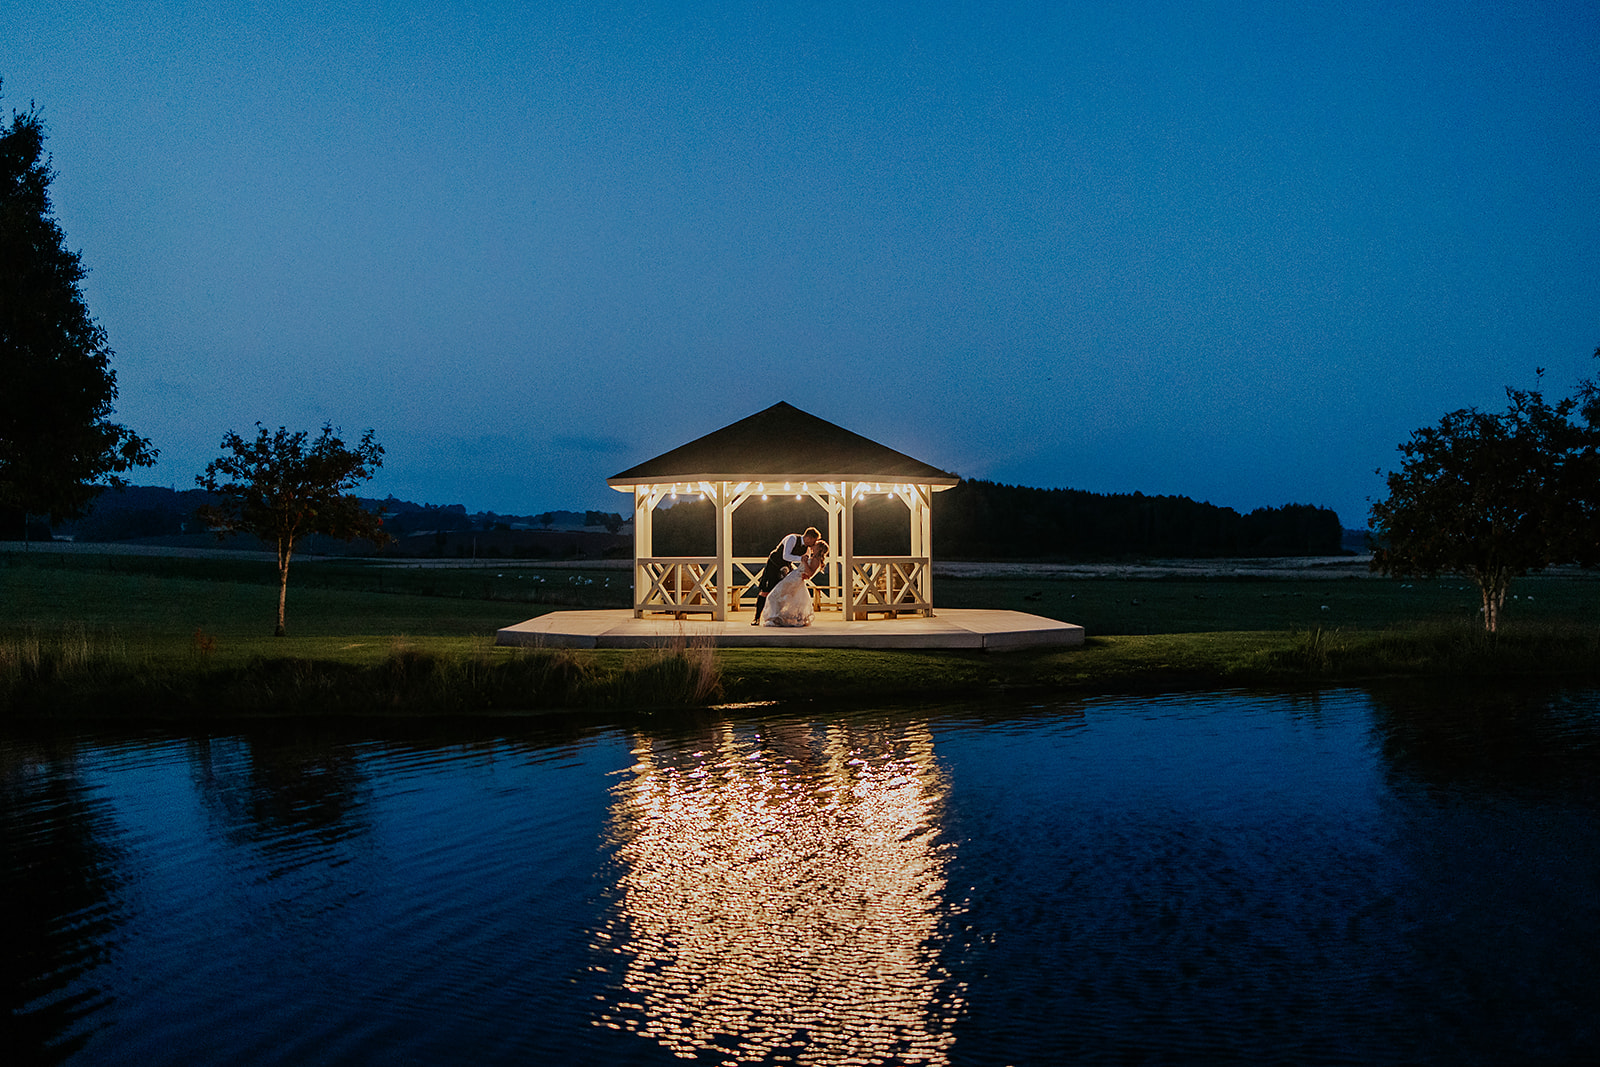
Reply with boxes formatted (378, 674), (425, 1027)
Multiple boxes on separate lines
(608, 472), (958, 493)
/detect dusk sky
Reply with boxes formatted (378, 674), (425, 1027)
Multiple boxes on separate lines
(8, 0), (1597, 528)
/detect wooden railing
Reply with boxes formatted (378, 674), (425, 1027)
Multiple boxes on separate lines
(726, 557), (838, 613)
(848, 556), (932, 617)
(727, 558), (767, 611)
(634, 557), (720, 616)
(635, 555), (932, 618)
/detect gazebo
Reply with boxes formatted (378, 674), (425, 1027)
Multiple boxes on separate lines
(608, 402), (959, 622)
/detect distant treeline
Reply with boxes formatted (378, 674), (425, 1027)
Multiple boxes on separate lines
(29, 480), (1344, 559)
(650, 495), (914, 557)
(32, 486), (628, 558)
(650, 479), (1344, 559)
(934, 480), (1344, 558)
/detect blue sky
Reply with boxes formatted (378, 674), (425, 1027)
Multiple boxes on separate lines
(7, 0), (1597, 527)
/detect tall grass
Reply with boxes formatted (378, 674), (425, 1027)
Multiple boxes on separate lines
(1276, 620), (1600, 679)
(1, 627), (724, 717)
(599, 633), (723, 707)
(1, 624), (130, 690)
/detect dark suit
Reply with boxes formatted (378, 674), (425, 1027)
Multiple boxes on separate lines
(753, 533), (806, 621)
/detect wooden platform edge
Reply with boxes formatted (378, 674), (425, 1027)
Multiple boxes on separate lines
(493, 609), (1085, 653)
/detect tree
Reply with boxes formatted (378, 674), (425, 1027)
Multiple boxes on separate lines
(0, 82), (155, 535)
(1369, 373), (1598, 632)
(585, 509), (624, 534)
(198, 424), (388, 636)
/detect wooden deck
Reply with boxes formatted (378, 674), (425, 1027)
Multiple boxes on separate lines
(494, 608), (1084, 651)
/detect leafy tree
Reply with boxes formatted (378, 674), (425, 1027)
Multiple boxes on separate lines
(197, 424), (388, 636)
(584, 509), (625, 534)
(1369, 373), (1599, 632)
(0, 82), (155, 533)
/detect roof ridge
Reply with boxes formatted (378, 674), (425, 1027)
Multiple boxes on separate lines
(608, 402), (957, 487)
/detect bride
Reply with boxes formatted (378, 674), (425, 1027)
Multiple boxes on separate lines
(760, 540), (828, 627)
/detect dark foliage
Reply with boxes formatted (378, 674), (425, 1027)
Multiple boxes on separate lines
(54, 485), (210, 541)
(647, 479), (1342, 559)
(934, 480), (1342, 559)
(648, 493), (917, 557)
(198, 423), (387, 635)
(1370, 363), (1600, 632)
(0, 83), (155, 532)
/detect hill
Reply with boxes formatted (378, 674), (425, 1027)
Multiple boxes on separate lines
(648, 479), (1345, 559)
(26, 480), (1345, 560)
(35, 487), (629, 560)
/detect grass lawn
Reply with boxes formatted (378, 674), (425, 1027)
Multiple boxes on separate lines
(936, 571), (1598, 634)
(4, 549), (1599, 716)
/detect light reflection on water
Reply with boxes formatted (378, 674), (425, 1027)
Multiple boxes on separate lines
(3, 687), (1599, 1065)
(596, 719), (961, 1064)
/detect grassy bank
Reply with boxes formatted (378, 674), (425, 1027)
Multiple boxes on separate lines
(0, 627), (724, 717)
(7, 621), (1599, 718)
(3, 549), (1599, 717)
(714, 623), (1600, 704)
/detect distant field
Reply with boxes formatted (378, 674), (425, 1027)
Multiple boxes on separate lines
(0, 548), (617, 640)
(937, 570), (1600, 635)
(3, 545), (1596, 642)
(5, 546), (1599, 714)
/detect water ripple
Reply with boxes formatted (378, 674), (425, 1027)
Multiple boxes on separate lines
(3, 691), (1598, 1064)
(595, 716), (963, 1064)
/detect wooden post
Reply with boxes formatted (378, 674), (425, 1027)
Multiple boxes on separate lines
(632, 487), (653, 618)
(916, 484), (934, 613)
(826, 494), (842, 612)
(714, 481), (731, 621)
(842, 480), (857, 620)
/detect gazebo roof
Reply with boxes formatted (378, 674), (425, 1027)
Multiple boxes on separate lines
(607, 401), (959, 490)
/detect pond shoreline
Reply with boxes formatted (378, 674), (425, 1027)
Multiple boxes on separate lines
(6, 549), (1598, 719)
(7, 626), (1600, 721)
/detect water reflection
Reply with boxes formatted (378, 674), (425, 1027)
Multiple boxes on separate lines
(1, 734), (127, 1065)
(1367, 681), (1600, 793)
(1359, 683), (1600, 1061)
(6, 692), (1598, 1064)
(187, 731), (371, 857)
(596, 718), (963, 1064)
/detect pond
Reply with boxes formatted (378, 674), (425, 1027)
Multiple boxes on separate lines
(5, 686), (1598, 1065)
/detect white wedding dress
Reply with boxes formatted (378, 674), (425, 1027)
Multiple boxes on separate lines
(760, 565), (815, 627)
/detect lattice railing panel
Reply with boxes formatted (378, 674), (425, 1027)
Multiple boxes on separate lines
(728, 558), (765, 609)
(726, 557), (841, 612)
(636, 557), (720, 615)
(849, 556), (931, 616)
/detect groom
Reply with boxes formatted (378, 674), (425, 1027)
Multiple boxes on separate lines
(751, 526), (820, 624)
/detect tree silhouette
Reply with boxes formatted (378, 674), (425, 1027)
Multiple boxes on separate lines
(0, 82), (154, 535)
(198, 423), (388, 636)
(1370, 370), (1599, 632)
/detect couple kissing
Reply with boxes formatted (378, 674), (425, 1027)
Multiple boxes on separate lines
(752, 527), (829, 627)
